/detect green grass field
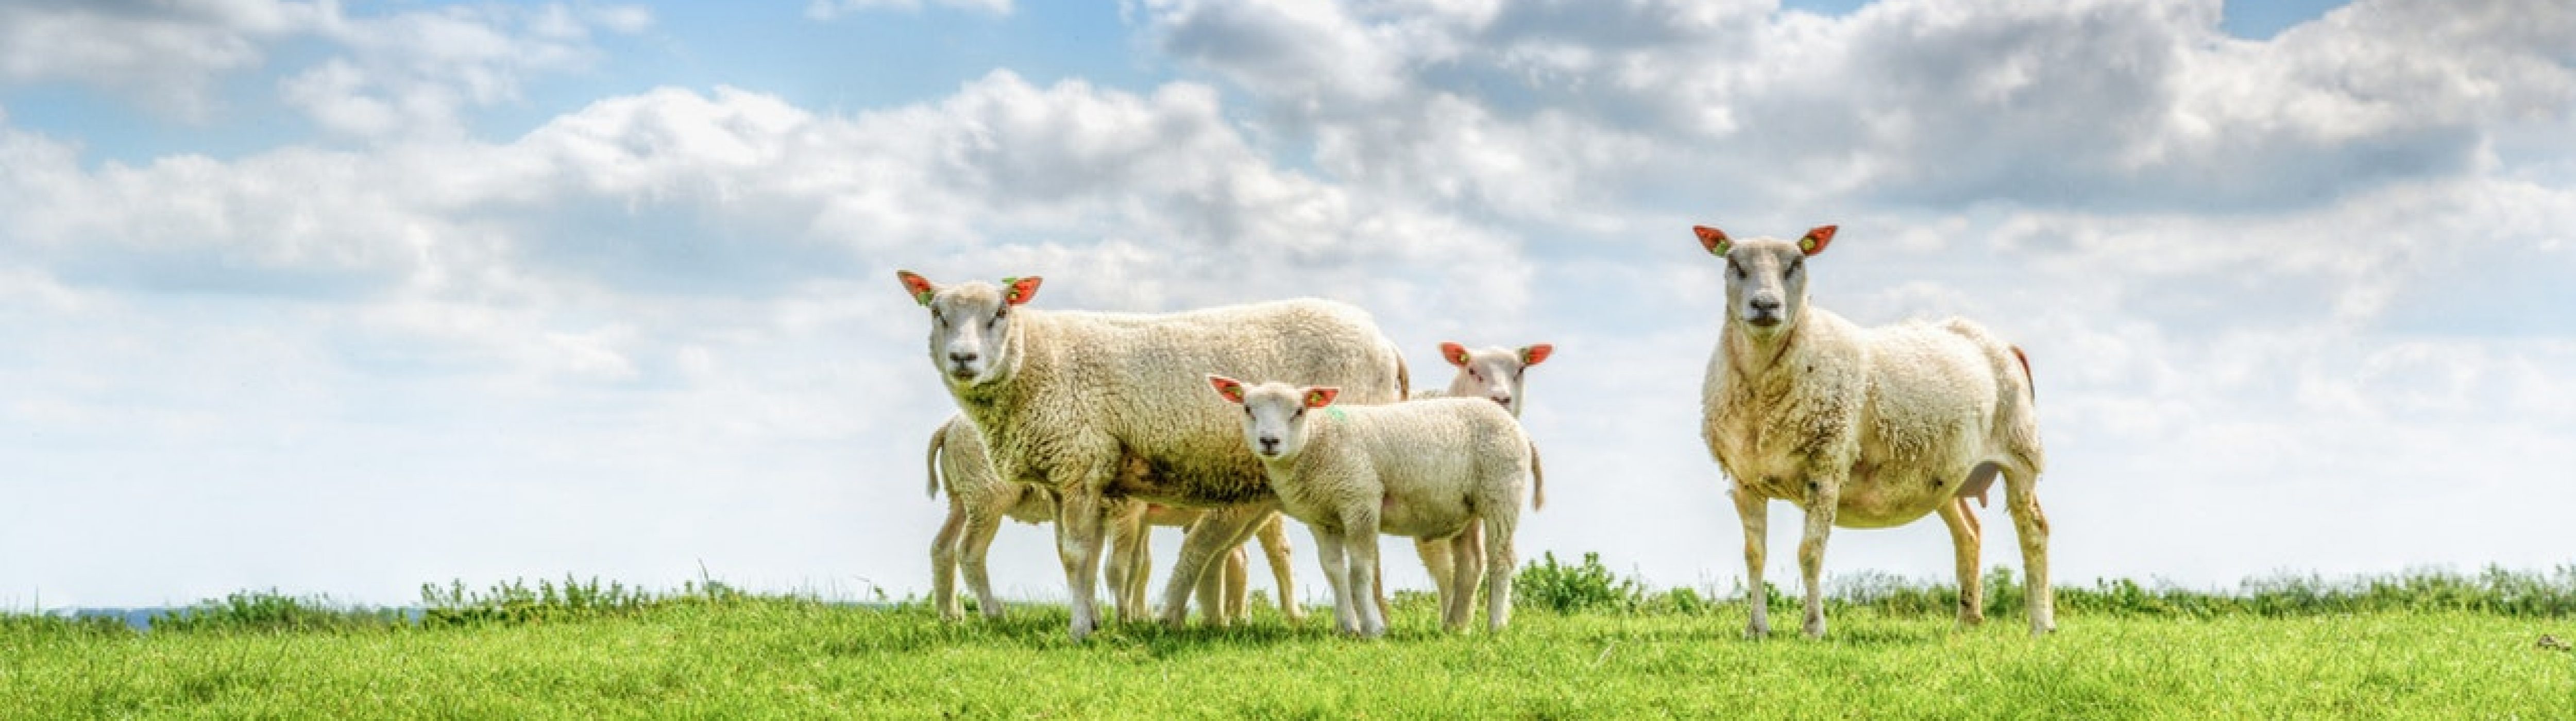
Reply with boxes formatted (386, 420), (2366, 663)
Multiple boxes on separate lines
(5, 572), (2573, 719)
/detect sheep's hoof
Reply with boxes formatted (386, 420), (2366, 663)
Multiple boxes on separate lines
(979, 605), (1006, 621)
(1742, 620), (1770, 640)
(1955, 612), (1986, 629)
(1802, 617), (1828, 639)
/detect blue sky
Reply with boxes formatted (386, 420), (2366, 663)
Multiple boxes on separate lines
(5, 0), (2573, 609)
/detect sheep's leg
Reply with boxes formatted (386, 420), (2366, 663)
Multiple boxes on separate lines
(1480, 509), (1518, 633)
(1253, 514), (1304, 623)
(1158, 504), (1266, 627)
(1731, 482), (1770, 639)
(1796, 475), (1843, 640)
(1938, 497), (1985, 628)
(1371, 560), (1393, 626)
(1442, 531), (1481, 632)
(1341, 509), (1387, 638)
(1223, 545), (1250, 622)
(1415, 533), (1454, 622)
(2004, 467), (2055, 637)
(958, 508), (1007, 620)
(1052, 483), (1113, 642)
(1194, 550), (1229, 626)
(930, 498), (968, 621)
(1133, 520), (1164, 623)
(1103, 502), (1149, 624)
(1311, 527), (1359, 634)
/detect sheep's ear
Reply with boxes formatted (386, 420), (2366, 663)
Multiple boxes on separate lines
(1001, 276), (1043, 305)
(1519, 344), (1554, 366)
(1208, 374), (1246, 404)
(1439, 342), (1471, 367)
(1693, 226), (1731, 255)
(1302, 387), (1341, 409)
(897, 270), (938, 306)
(1798, 225), (1837, 256)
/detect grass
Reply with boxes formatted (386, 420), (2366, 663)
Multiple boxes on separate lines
(2, 564), (2571, 717)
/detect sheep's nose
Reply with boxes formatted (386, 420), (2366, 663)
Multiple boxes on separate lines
(1489, 394), (1513, 407)
(948, 351), (980, 366)
(1749, 297), (1782, 312)
(1257, 435), (1280, 452)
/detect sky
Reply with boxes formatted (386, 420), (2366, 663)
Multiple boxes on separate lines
(3, 0), (2571, 610)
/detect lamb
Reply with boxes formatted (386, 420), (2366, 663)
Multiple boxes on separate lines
(1399, 341), (1553, 616)
(1207, 375), (1537, 637)
(897, 271), (1408, 641)
(925, 415), (1302, 624)
(1692, 224), (2050, 639)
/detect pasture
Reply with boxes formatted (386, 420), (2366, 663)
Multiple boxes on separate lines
(6, 565), (2570, 718)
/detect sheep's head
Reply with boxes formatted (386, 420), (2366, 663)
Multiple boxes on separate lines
(1438, 342), (1552, 417)
(895, 270), (1042, 388)
(1209, 375), (1337, 461)
(1694, 225), (1835, 338)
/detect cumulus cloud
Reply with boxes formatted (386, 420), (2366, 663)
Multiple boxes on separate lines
(0, 1), (650, 136)
(1139, 0), (2576, 218)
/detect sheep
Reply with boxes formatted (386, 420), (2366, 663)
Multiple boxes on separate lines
(897, 271), (1408, 641)
(924, 415), (1056, 621)
(1206, 375), (1537, 637)
(1692, 224), (2049, 639)
(927, 412), (1305, 625)
(1399, 341), (1553, 617)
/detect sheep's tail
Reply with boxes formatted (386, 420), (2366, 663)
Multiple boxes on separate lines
(926, 423), (946, 500)
(1528, 441), (1546, 511)
(2010, 344), (2035, 403)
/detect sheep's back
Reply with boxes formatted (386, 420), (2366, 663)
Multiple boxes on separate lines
(1026, 299), (1406, 505)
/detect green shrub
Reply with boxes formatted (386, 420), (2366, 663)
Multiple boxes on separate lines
(149, 590), (406, 633)
(419, 575), (748, 627)
(1514, 552), (1647, 614)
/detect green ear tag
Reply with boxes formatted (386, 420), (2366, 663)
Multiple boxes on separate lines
(912, 289), (934, 305)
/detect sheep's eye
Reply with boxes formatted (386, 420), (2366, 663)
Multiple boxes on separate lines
(1730, 261), (1748, 280)
(1787, 258), (1802, 276)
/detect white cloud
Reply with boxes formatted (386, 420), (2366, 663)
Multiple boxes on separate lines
(0, 1), (650, 137)
(1140, 0), (2576, 219)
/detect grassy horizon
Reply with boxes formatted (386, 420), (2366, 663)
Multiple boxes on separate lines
(4, 562), (2573, 717)
(3, 597), (2570, 717)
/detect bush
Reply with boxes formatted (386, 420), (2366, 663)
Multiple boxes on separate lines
(1514, 552), (1647, 614)
(420, 575), (747, 627)
(149, 590), (406, 633)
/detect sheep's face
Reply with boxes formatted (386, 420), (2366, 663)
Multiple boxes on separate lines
(1694, 225), (1836, 338)
(1439, 342), (1552, 416)
(1209, 375), (1338, 461)
(896, 271), (1042, 388)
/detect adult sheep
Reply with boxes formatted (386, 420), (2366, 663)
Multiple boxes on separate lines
(896, 271), (1407, 640)
(1693, 225), (2049, 639)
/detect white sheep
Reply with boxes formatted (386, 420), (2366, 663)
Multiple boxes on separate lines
(1398, 341), (1553, 617)
(927, 414), (1306, 625)
(1693, 224), (2049, 639)
(897, 271), (1408, 640)
(1207, 375), (1537, 637)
